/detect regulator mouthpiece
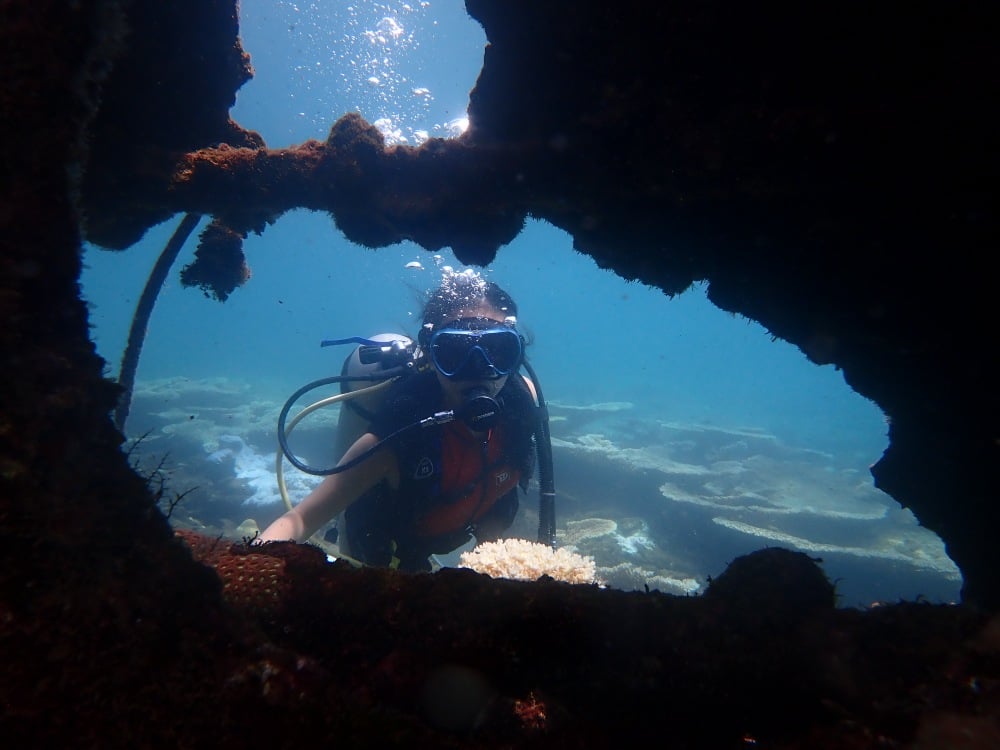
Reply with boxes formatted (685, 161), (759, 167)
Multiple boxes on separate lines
(457, 388), (500, 431)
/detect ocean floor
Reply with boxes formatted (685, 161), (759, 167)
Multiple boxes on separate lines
(123, 376), (962, 606)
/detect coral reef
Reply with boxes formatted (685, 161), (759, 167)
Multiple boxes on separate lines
(559, 517), (620, 546)
(556, 516), (702, 594)
(553, 421), (960, 594)
(123, 377), (321, 520)
(599, 561), (701, 596)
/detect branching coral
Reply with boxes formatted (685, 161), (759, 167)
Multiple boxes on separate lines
(459, 538), (599, 585)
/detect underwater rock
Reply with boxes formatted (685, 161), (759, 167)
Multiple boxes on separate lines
(705, 547), (836, 617)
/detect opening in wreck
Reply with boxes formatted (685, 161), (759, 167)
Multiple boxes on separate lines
(80, 0), (961, 607)
(81, 211), (962, 606)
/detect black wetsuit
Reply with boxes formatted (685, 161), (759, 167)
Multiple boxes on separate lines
(344, 370), (537, 571)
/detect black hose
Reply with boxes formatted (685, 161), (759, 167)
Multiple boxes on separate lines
(521, 359), (556, 547)
(114, 213), (202, 433)
(278, 360), (556, 547)
(276, 369), (412, 475)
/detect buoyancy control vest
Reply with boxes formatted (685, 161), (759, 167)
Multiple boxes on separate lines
(344, 370), (536, 567)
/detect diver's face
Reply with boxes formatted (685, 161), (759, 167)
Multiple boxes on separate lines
(432, 302), (511, 409)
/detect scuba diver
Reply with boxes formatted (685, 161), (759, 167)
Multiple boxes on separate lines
(259, 271), (555, 572)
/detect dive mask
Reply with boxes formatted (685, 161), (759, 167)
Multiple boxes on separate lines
(429, 317), (523, 380)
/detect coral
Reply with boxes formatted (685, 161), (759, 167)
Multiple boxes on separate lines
(598, 561), (702, 596)
(511, 691), (548, 732)
(459, 538), (599, 585)
(180, 218), (250, 301)
(176, 529), (295, 618)
(555, 424), (960, 583)
(555, 432), (713, 476)
(558, 517), (618, 546)
(547, 401), (634, 412)
(214, 550), (287, 614)
(712, 517), (960, 578)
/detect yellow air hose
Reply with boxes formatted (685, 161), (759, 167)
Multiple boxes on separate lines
(274, 377), (400, 565)
(275, 376), (399, 511)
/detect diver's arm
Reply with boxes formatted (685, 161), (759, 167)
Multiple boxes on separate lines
(259, 432), (398, 543)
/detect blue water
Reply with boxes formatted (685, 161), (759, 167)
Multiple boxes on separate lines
(80, 0), (960, 605)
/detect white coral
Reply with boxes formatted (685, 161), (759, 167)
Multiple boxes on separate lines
(458, 538), (599, 585)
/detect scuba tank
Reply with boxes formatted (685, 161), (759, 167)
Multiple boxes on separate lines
(334, 333), (416, 458)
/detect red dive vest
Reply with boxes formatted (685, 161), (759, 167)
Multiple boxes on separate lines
(412, 420), (522, 538)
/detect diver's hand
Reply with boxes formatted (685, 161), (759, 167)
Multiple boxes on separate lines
(257, 510), (305, 544)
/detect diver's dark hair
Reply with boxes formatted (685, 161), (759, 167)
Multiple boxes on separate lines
(419, 273), (518, 346)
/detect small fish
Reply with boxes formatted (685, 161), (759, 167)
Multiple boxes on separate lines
(405, 261), (423, 270)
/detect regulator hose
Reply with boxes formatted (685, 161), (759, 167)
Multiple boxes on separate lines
(276, 360), (557, 548)
(276, 369), (408, 478)
(521, 359), (556, 547)
(276, 376), (400, 511)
